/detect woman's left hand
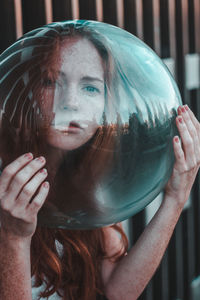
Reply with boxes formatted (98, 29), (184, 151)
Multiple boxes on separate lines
(164, 105), (200, 207)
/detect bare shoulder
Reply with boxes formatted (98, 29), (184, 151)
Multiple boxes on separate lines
(101, 223), (127, 290)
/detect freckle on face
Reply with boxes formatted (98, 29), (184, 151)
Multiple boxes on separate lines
(41, 37), (106, 151)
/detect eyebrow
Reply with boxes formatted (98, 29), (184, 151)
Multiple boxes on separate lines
(80, 76), (104, 83)
(56, 71), (104, 84)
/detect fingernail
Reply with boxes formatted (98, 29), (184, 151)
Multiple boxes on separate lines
(175, 136), (179, 143)
(178, 116), (183, 123)
(178, 106), (182, 112)
(36, 156), (45, 163)
(181, 106), (185, 113)
(43, 181), (49, 188)
(24, 153), (33, 160)
(40, 168), (47, 174)
(185, 105), (189, 111)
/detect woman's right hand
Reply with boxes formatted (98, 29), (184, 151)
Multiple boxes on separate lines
(0, 153), (49, 241)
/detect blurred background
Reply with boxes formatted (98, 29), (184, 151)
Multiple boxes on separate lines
(0, 0), (199, 299)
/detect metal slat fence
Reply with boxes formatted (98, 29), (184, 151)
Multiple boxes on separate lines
(0, 1), (199, 299)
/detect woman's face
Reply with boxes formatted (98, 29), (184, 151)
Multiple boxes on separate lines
(40, 37), (105, 150)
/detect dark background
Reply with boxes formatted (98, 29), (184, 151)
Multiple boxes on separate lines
(0, 1), (200, 299)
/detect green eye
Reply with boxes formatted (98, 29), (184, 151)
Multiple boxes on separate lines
(84, 86), (100, 93)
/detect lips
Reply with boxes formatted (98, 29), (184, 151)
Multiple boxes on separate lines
(69, 121), (81, 129)
(52, 121), (83, 134)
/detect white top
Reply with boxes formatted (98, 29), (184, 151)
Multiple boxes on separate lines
(32, 278), (61, 300)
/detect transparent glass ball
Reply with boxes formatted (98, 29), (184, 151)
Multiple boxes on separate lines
(0, 20), (182, 229)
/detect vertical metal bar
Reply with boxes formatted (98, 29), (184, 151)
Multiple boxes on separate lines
(144, 280), (153, 300)
(175, 219), (184, 299)
(152, 266), (162, 299)
(152, 0), (161, 56)
(96, 0), (103, 22)
(174, 0), (189, 103)
(193, 0), (200, 266)
(194, 172), (200, 276)
(161, 251), (169, 300)
(181, 0), (190, 106)
(194, 0), (200, 171)
(168, 0), (176, 60)
(181, 0), (196, 276)
(14, 0), (23, 38)
(184, 203), (196, 299)
(194, 0), (200, 52)
(181, 0), (189, 54)
(130, 210), (146, 248)
(72, 0), (79, 19)
(116, 0), (124, 28)
(168, 233), (177, 299)
(44, 0), (53, 24)
(135, 0), (143, 40)
(188, 0), (195, 53)
(168, 218), (185, 299)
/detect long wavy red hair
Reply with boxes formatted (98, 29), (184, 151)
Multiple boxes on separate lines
(31, 223), (128, 299)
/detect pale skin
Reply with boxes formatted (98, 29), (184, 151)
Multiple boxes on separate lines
(0, 104), (200, 300)
(40, 37), (105, 151)
(37, 37), (105, 178)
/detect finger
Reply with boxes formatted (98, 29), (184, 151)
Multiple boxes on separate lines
(185, 105), (200, 141)
(6, 156), (46, 202)
(176, 116), (196, 169)
(178, 105), (199, 137)
(0, 153), (33, 196)
(178, 106), (200, 162)
(172, 136), (186, 170)
(13, 168), (48, 210)
(27, 181), (49, 216)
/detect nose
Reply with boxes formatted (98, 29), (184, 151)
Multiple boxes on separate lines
(60, 86), (79, 111)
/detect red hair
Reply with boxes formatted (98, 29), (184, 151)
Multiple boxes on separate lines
(31, 223), (129, 299)
(0, 23), (129, 299)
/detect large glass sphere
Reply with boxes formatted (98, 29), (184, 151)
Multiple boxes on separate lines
(0, 20), (182, 229)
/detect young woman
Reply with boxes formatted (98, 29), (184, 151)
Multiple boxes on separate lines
(0, 23), (200, 300)
(0, 23), (129, 300)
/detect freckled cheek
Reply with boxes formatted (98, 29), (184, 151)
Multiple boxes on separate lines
(37, 90), (56, 127)
(85, 96), (105, 123)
